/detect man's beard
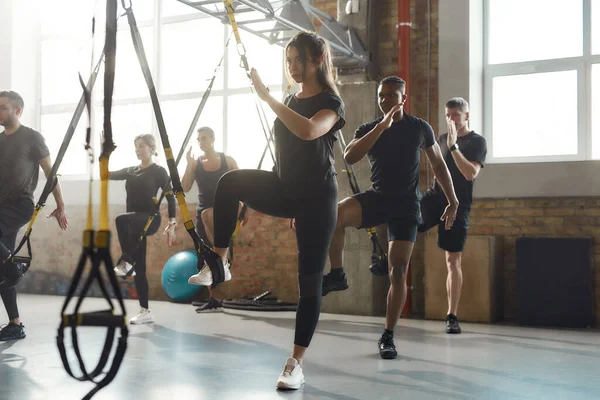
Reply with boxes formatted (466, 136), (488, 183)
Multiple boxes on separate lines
(0, 116), (16, 129)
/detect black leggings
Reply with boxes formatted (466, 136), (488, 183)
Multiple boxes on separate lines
(115, 212), (160, 309)
(213, 170), (338, 347)
(0, 196), (35, 321)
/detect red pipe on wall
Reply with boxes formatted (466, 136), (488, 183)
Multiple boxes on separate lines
(398, 0), (411, 113)
(398, 0), (412, 316)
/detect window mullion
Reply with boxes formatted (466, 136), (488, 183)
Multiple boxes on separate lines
(584, 0), (592, 57)
(584, 0), (594, 159)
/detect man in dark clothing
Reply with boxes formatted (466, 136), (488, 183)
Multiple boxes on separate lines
(181, 126), (248, 248)
(0, 90), (68, 341)
(419, 97), (487, 334)
(321, 77), (459, 359)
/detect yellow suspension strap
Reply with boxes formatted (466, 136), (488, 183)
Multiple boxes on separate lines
(223, 0), (276, 165)
(336, 130), (388, 274)
(116, 34), (233, 279)
(224, 0), (289, 244)
(121, 0), (225, 286)
(57, 2), (128, 399)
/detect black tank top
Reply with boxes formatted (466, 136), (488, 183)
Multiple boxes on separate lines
(195, 152), (229, 211)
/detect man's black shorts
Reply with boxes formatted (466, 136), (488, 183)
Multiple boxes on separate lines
(418, 190), (470, 253)
(352, 189), (419, 242)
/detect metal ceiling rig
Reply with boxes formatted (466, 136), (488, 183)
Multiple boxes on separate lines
(174, 0), (369, 69)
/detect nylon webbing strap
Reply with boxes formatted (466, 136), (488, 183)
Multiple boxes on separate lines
(176, 33), (232, 166)
(12, 50), (105, 263)
(122, 2), (225, 287)
(57, 3), (128, 399)
(117, 35), (233, 278)
(223, 0), (276, 165)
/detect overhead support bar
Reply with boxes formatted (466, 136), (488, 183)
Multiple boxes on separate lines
(175, 0), (369, 69)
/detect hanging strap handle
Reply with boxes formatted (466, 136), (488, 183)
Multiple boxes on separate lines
(122, 2), (226, 287)
(57, 3), (128, 399)
(222, 0), (276, 165)
(117, 35), (234, 275)
(12, 51), (105, 263)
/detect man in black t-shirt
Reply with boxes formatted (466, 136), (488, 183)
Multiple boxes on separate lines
(322, 77), (459, 359)
(419, 97), (487, 335)
(0, 91), (68, 341)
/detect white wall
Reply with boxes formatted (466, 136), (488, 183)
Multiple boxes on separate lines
(438, 0), (600, 198)
(0, 0), (13, 91)
(11, 0), (39, 129)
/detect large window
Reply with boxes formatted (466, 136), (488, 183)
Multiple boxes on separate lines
(39, 0), (284, 178)
(484, 0), (599, 163)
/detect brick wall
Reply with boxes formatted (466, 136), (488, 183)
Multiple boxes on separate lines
(18, 203), (299, 305)
(469, 198), (600, 324)
(311, 0), (399, 80)
(312, 0), (337, 18)
(377, 2), (400, 79)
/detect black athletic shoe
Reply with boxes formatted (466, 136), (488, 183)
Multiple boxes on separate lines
(446, 314), (461, 334)
(322, 272), (348, 297)
(378, 331), (397, 359)
(195, 297), (223, 313)
(0, 322), (25, 341)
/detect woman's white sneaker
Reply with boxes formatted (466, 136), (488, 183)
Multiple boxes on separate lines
(187, 261), (231, 286)
(129, 308), (154, 324)
(276, 357), (305, 390)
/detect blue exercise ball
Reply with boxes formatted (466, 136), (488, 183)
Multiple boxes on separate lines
(162, 250), (202, 301)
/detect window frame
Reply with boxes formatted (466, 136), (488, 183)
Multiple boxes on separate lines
(38, 0), (286, 179)
(483, 0), (600, 164)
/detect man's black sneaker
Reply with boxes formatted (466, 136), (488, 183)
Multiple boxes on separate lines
(378, 331), (397, 359)
(0, 322), (25, 341)
(195, 297), (223, 313)
(322, 271), (348, 296)
(446, 314), (461, 334)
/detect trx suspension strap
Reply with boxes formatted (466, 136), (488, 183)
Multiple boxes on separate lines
(57, 2), (128, 399)
(1, 52), (106, 289)
(223, 0), (276, 166)
(116, 35), (233, 279)
(336, 130), (388, 274)
(223, 0), (286, 230)
(121, 1), (225, 287)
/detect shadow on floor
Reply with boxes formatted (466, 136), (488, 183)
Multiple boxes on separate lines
(384, 355), (600, 399)
(0, 341), (43, 399)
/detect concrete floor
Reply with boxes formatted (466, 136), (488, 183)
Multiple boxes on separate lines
(1, 294), (599, 400)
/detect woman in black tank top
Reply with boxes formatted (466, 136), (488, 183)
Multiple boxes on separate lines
(181, 126), (248, 246)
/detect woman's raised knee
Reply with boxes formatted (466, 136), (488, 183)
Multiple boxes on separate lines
(218, 169), (243, 187)
(115, 214), (130, 228)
